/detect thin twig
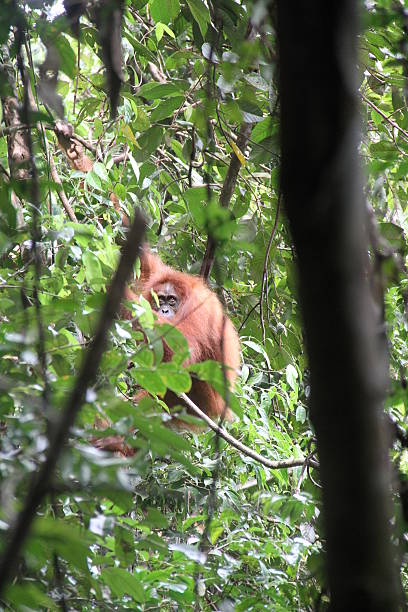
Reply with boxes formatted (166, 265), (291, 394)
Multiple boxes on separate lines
(48, 124), (98, 155)
(43, 131), (78, 222)
(361, 92), (408, 143)
(179, 393), (318, 470)
(238, 451), (317, 492)
(70, 132), (97, 154)
(260, 192), (281, 344)
(239, 300), (260, 332)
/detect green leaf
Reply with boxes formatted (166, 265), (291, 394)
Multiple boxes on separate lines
(209, 520), (224, 544)
(150, 0), (180, 24)
(238, 99), (263, 123)
(202, 42), (220, 63)
(5, 583), (55, 610)
(151, 96), (184, 122)
(186, 0), (210, 39)
(137, 82), (187, 100)
(31, 517), (94, 573)
(133, 105), (150, 131)
(183, 186), (209, 227)
(133, 367), (167, 395)
(85, 169), (101, 189)
(101, 567), (146, 603)
(379, 222), (405, 250)
(157, 323), (189, 356)
(155, 22), (176, 42)
(244, 73), (269, 90)
(125, 34), (157, 62)
(0, 2), (18, 45)
(92, 161), (109, 183)
(94, 117), (103, 137)
(158, 362), (192, 393)
(0, 230), (11, 256)
(169, 542), (206, 563)
(243, 339), (265, 355)
(83, 251), (103, 288)
(131, 414), (191, 452)
(135, 533), (169, 553)
(54, 35), (76, 79)
(139, 507), (169, 528)
(134, 126), (164, 161)
(251, 117), (276, 143)
(187, 361), (241, 417)
(189, 360), (224, 387)
(296, 405), (307, 423)
(393, 159), (408, 180)
(286, 364), (298, 391)
(166, 50), (195, 70)
(133, 344), (155, 367)
(0, 185), (18, 231)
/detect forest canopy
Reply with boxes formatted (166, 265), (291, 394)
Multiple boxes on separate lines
(0, 0), (407, 609)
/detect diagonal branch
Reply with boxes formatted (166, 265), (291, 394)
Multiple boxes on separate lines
(179, 392), (317, 470)
(0, 209), (146, 595)
(361, 92), (408, 143)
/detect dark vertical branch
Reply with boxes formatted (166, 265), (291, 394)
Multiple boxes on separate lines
(200, 122), (252, 280)
(275, 2), (401, 610)
(94, 0), (124, 118)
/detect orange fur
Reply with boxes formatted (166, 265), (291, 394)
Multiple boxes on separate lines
(138, 251), (240, 421)
(55, 124), (240, 448)
(96, 251), (240, 454)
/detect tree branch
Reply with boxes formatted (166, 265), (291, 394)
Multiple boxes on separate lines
(43, 129), (78, 222)
(200, 122), (252, 280)
(0, 209), (146, 595)
(361, 92), (408, 143)
(260, 192), (281, 344)
(179, 392), (317, 470)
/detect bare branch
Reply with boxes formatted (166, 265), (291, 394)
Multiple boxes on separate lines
(361, 92), (408, 143)
(179, 393), (317, 470)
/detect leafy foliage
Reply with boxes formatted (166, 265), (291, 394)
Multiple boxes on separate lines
(0, 0), (407, 609)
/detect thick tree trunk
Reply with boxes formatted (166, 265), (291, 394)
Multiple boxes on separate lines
(275, 3), (401, 610)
